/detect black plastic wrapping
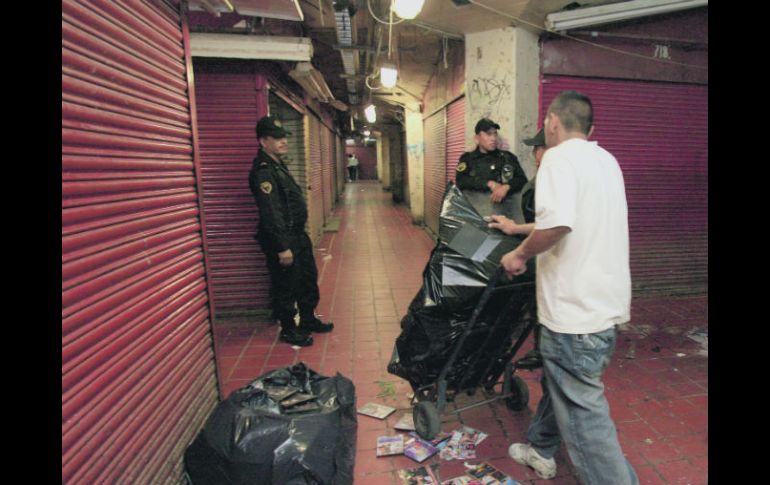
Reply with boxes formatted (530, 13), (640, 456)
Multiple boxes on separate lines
(387, 183), (534, 389)
(185, 363), (357, 485)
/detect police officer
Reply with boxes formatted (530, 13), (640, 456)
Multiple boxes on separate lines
(455, 118), (528, 218)
(248, 116), (333, 346)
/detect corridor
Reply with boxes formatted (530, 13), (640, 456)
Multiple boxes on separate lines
(213, 181), (708, 485)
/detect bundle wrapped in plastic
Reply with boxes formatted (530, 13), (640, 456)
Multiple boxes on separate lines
(184, 363), (357, 485)
(387, 183), (534, 390)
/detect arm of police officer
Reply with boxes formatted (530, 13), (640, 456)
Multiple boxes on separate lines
(251, 167), (294, 266)
(500, 226), (570, 278)
(455, 156), (487, 191)
(487, 181), (510, 203)
(507, 155), (528, 194)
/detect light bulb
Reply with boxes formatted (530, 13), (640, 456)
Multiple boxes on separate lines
(364, 104), (377, 123)
(392, 0), (425, 19)
(380, 63), (398, 88)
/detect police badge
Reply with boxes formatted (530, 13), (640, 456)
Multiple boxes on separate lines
(260, 181), (273, 194)
(457, 162), (467, 172)
(501, 164), (513, 183)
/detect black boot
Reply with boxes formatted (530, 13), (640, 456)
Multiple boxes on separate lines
(279, 322), (313, 346)
(515, 349), (543, 370)
(299, 315), (334, 333)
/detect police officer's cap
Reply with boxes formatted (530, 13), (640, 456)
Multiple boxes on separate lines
(256, 116), (291, 139)
(523, 128), (545, 147)
(474, 118), (501, 134)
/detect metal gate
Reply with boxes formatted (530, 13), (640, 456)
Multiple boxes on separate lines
(194, 67), (270, 316)
(423, 110), (447, 235)
(542, 76), (708, 294)
(62, 1), (218, 483)
(307, 115), (324, 243)
(446, 97), (466, 182)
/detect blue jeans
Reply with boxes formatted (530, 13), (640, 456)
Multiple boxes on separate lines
(527, 326), (639, 485)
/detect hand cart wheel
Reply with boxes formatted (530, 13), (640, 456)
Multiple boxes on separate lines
(413, 401), (441, 440)
(505, 375), (529, 411)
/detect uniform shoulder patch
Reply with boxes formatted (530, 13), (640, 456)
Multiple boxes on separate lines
(456, 161), (467, 172)
(260, 181), (273, 194)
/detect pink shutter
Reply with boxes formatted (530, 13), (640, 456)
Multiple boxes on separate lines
(542, 76), (707, 293)
(194, 67), (271, 315)
(446, 97), (466, 182)
(423, 110), (447, 235)
(62, 2), (218, 483)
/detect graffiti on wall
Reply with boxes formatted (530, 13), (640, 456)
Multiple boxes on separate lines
(467, 72), (512, 122)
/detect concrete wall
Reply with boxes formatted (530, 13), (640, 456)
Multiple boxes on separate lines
(405, 109), (425, 224)
(465, 27), (540, 179)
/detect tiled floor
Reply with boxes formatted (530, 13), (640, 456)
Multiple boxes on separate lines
(213, 180), (708, 485)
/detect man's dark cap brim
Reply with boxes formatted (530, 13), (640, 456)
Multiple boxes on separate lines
(523, 128), (545, 147)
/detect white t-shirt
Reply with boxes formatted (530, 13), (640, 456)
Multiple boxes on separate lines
(534, 138), (631, 334)
(347, 156), (359, 167)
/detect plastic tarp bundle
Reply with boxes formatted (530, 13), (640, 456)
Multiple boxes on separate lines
(387, 183), (534, 389)
(184, 363), (357, 485)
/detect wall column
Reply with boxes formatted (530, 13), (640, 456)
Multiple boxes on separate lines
(405, 109), (425, 224)
(465, 27), (540, 179)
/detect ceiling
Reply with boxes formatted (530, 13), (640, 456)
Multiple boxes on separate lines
(187, 0), (624, 130)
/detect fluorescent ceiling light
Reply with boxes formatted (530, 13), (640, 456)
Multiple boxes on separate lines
(364, 104), (377, 123)
(380, 63), (398, 88)
(545, 0), (708, 32)
(393, 0), (425, 19)
(190, 33), (313, 61)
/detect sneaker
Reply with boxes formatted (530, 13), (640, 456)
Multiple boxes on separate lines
(509, 443), (556, 479)
(279, 329), (314, 346)
(299, 317), (334, 333)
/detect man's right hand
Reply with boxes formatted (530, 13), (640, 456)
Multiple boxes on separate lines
(278, 249), (294, 267)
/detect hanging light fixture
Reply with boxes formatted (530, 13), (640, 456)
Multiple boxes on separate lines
(380, 62), (398, 88)
(392, 0), (425, 19)
(364, 104), (377, 123)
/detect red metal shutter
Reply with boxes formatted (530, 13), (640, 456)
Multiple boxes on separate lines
(194, 68), (270, 316)
(62, 2), (218, 484)
(423, 110), (447, 235)
(541, 76), (707, 294)
(320, 123), (333, 220)
(308, 115), (324, 242)
(446, 97), (466, 183)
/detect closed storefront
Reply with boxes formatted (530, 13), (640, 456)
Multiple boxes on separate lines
(194, 63), (269, 316)
(445, 96), (466, 183)
(423, 110), (447, 235)
(62, 1), (218, 482)
(541, 76), (707, 294)
(540, 7), (707, 294)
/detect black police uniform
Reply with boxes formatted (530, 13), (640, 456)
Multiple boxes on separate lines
(248, 146), (322, 335)
(455, 148), (528, 202)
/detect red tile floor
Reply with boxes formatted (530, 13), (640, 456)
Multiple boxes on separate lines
(213, 181), (708, 485)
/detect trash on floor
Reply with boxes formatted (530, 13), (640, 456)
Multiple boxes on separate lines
(439, 426), (488, 461)
(377, 435), (405, 456)
(357, 402), (396, 419)
(393, 412), (416, 431)
(398, 463), (441, 484)
(183, 362), (356, 485)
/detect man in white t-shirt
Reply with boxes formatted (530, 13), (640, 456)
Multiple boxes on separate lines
(501, 91), (638, 485)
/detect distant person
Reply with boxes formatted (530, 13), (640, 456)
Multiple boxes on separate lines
(455, 118), (527, 218)
(500, 91), (638, 484)
(347, 153), (360, 181)
(488, 127), (548, 370)
(248, 116), (334, 347)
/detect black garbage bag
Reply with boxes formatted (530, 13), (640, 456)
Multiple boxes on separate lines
(184, 363), (357, 485)
(387, 183), (534, 389)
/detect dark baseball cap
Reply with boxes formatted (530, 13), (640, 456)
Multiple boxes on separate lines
(474, 118), (500, 134)
(523, 128), (545, 147)
(256, 116), (291, 138)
